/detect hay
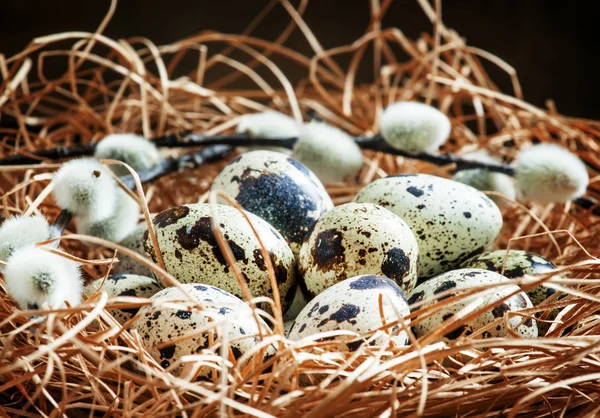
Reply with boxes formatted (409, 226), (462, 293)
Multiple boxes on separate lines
(1, 0), (600, 416)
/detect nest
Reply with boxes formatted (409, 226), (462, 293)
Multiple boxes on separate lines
(2, 0), (600, 416)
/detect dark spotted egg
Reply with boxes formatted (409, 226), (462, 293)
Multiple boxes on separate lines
(354, 174), (502, 278)
(143, 203), (296, 314)
(461, 250), (560, 306)
(84, 274), (163, 324)
(131, 283), (274, 377)
(408, 268), (537, 342)
(288, 275), (410, 350)
(298, 203), (419, 299)
(210, 150), (334, 254)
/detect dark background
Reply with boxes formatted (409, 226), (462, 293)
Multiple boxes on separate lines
(1, 0), (598, 118)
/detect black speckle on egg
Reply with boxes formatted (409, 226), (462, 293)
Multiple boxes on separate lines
(433, 281), (456, 300)
(231, 346), (243, 360)
(312, 229), (345, 272)
(463, 212), (472, 219)
(159, 345), (176, 360)
(407, 290), (424, 306)
(492, 303), (510, 318)
(406, 186), (424, 197)
(234, 171), (323, 247)
(329, 304), (360, 325)
(347, 339), (365, 352)
(154, 206), (190, 228)
(175, 310), (191, 319)
(108, 274), (128, 282)
(381, 248), (411, 285)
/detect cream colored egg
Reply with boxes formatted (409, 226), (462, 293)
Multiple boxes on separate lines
(298, 203), (419, 298)
(131, 283), (274, 377)
(143, 203), (296, 314)
(289, 275), (411, 350)
(84, 274), (162, 324)
(354, 174), (502, 278)
(408, 268), (538, 342)
(210, 150), (333, 254)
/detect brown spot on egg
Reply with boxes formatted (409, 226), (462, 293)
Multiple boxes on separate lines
(154, 206), (190, 228)
(312, 229), (345, 272)
(492, 303), (510, 318)
(381, 248), (411, 285)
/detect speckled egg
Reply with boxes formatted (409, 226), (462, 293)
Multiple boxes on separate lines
(118, 222), (154, 277)
(408, 268), (538, 341)
(354, 174), (503, 278)
(84, 274), (163, 324)
(298, 203), (419, 299)
(288, 275), (411, 350)
(143, 203), (296, 314)
(461, 250), (560, 305)
(210, 150), (334, 254)
(131, 283), (274, 377)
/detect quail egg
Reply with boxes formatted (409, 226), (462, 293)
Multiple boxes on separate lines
(461, 250), (559, 305)
(210, 150), (334, 254)
(298, 203), (419, 299)
(143, 203), (296, 314)
(408, 268), (538, 341)
(354, 174), (503, 278)
(288, 275), (411, 350)
(461, 249), (563, 336)
(84, 274), (162, 324)
(131, 283), (274, 377)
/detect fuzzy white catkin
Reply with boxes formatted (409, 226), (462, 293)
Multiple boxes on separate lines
(380, 101), (451, 153)
(76, 188), (140, 244)
(0, 215), (51, 267)
(52, 158), (117, 221)
(4, 247), (82, 309)
(94, 133), (161, 176)
(515, 144), (589, 203)
(292, 121), (364, 183)
(237, 110), (299, 138)
(451, 151), (516, 204)
(236, 110), (299, 155)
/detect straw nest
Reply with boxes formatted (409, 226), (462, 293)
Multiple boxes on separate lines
(1, 1), (600, 416)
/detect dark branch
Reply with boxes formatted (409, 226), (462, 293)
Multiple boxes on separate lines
(0, 144), (97, 166)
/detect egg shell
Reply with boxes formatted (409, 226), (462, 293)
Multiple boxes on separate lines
(210, 150), (334, 254)
(408, 268), (538, 341)
(84, 274), (162, 324)
(118, 222), (154, 277)
(461, 250), (559, 306)
(354, 174), (503, 278)
(461, 250), (562, 336)
(298, 203), (419, 299)
(131, 283), (274, 377)
(288, 275), (411, 350)
(143, 203), (296, 314)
